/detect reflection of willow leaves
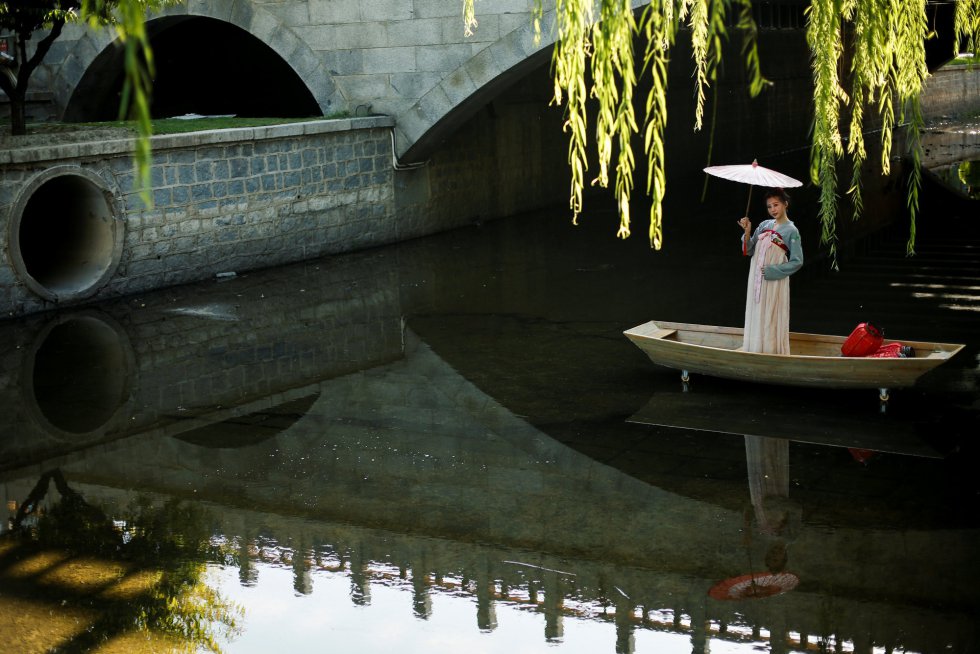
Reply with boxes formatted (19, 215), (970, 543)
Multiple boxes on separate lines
(959, 160), (979, 187)
(461, 0), (980, 259)
(17, 476), (241, 653)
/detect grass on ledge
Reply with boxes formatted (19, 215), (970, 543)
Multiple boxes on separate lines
(23, 113), (352, 137)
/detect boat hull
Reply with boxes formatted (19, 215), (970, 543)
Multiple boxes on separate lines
(624, 321), (965, 390)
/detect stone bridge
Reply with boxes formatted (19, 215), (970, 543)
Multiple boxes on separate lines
(0, 0), (974, 318)
(29, 0), (961, 161)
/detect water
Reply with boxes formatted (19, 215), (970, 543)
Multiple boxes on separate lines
(932, 159), (980, 200)
(1, 203), (978, 654)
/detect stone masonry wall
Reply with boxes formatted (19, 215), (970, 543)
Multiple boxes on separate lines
(0, 117), (397, 317)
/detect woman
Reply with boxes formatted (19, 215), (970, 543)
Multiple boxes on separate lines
(737, 188), (803, 354)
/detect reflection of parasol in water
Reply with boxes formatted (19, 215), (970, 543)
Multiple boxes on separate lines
(708, 571), (799, 600)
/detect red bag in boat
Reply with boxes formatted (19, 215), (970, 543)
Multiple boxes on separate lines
(841, 322), (883, 357)
(867, 342), (908, 358)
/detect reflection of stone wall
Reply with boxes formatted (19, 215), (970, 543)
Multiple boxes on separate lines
(0, 249), (404, 467)
(921, 66), (980, 118)
(10, 329), (978, 614)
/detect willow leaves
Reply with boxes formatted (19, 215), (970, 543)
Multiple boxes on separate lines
(463, 0), (980, 257)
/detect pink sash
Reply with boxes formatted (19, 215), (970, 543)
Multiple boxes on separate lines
(753, 230), (788, 304)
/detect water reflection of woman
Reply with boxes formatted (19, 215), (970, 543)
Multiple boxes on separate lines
(737, 188), (803, 354)
(743, 436), (801, 572)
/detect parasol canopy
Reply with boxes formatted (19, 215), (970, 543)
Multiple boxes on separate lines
(703, 159), (803, 214)
(708, 571), (800, 601)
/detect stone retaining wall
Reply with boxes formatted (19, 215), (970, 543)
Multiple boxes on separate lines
(1, 117), (397, 317)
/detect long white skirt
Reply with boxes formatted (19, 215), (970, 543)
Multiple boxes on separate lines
(742, 240), (790, 354)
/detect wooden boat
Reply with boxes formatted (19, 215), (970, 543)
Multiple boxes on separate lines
(624, 320), (965, 402)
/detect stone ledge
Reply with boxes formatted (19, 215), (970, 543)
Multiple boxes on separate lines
(0, 116), (395, 165)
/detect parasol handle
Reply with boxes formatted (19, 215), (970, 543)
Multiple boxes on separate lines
(744, 184), (754, 217)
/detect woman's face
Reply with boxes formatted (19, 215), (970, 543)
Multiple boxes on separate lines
(766, 196), (788, 219)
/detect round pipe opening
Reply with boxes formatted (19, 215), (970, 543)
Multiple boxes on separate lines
(26, 314), (133, 436)
(8, 167), (124, 302)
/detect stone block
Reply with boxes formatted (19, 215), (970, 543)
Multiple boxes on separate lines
(175, 235), (198, 252)
(360, 47), (417, 74)
(308, 0), (363, 24)
(499, 12), (532, 36)
(230, 0), (254, 27)
(412, 0), (459, 19)
(389, 71), (444, 100)
(302, 22), (388, 51)
(230, 158), (249, 178)
(179, 219), (202, 235)
(191, 184), (213, 201)
(249, 8), (281, 43)
(195, 161), (214, 182)
(489, 33), (530, 72)
(462, 44), (499, 88)
(439, 67), (478, 105)
(153, 188), (172, 207)
(361, 0), (413, 21)
(213, 160), (230, 180)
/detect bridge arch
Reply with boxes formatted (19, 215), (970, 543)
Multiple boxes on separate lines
(56, 3), (346, 122)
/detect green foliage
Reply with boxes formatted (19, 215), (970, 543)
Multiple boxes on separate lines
(462, 0), (980, 257)
(956, 0), (980, 55)
(0, 0), (178, 204)
(80, 0), (181, 205)
(12, 473), (241, 653)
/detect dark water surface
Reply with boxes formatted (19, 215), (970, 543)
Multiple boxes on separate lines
(1, 204), (978, 654)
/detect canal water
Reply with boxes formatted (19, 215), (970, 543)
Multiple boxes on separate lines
(1, 192), (978, 653)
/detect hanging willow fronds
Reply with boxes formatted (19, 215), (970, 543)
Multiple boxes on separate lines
(461, 0), (980, 254)
(80, 0), (179, 206)
(805, 0), (848, 264)
(463, 0), (478, 37)
(955, 0), (980, 54)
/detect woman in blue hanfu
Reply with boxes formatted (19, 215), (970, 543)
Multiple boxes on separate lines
(737, 188), (803, 354)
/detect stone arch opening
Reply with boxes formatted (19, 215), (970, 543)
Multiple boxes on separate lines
(8, 167), (124, 302)
(64, 16), (322, 121)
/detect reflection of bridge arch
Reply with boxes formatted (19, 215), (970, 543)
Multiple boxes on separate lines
(56, 4), (343, 121)
(3, 324), (979, 652)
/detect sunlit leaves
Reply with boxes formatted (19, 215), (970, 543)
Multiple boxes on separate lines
(553, 0), (594, 220)
(955, 0), (980, 55)
(460, 0), (980, 258)
(464, 0), (766, 249)
(805, 0), (941, 261)
(591, 0), (639, 237)
(463, 0), (477, 37)
(79, 0), (179, 206)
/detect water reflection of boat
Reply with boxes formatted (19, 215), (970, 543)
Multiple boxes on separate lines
(628, 385), (944, 459)
(624, 320), (965, 402)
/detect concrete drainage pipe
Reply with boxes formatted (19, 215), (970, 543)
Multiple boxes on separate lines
(8, 166), (125, 302)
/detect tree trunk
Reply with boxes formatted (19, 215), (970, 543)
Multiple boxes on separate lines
(9, 86), (27, 135)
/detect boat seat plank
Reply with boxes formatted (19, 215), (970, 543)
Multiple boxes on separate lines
(650, 328), (677, 340)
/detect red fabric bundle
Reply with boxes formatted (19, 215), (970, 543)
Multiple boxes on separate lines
(866, 342), (905, 358)
(841, 322), (883, 357)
